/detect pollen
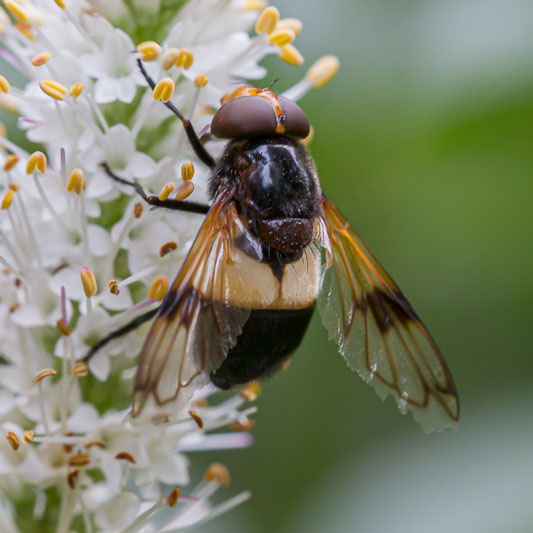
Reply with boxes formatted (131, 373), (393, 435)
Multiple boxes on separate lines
(54, 0), (66, 8)
(31, 52), (51, 66)
(162, 48), (180, 70)
(69, 82), (85, 98)
(268, 28), (295, 46)
(66, 168), (85, 195)
(5, 1), (28, 23)
(33, 368), (57, 383)
(0, 75), (10, 93)
(137, 40), (162, 62)
(159, 241), (177, 257)
(240, 381), (261, 401)
(158, 181), (176, 201)
(1, 190), (15, 210)
(108, 279), (120, 295)
(71, 362), (88, 377)
(175, 181), (194, 201)
(133, 202), (143, 218)
(22, 430), (34, 444)
(153, 77), (175, 103)
(306, 55), (340, 89)
(4, 154), (20, 171)
(9, 183), (20, 191)
(6, 431), (20, 451)
(276, 17), (303, 36)
(194, 73), (209, 88)
(176, 48), (194, 69)
(188, 410), (204, 429)
(148, 274), (169, 302)
(255, 6), (279, 34)
(39, 78), (68, 101)
(115, 451), (136, 464)
(26, 151), (47, 174)
(56, 317), (73, 336)
(204, 463), (230, 487)
(80, 266), (98, 297)
(181, 161), (195, 181)
(68, 453), (90, 467)
(278, 44), (304, 66)
(166, 487), (180, 508)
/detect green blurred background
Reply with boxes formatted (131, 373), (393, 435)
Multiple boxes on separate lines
(3, 0), (533, 531)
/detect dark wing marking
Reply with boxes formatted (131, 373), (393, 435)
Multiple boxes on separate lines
(132, 188), (252, 419)
(317, 197), (459, 432)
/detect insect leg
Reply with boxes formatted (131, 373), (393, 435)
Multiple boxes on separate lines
(101, 163), (209, 215)
(136, 59), (216, 169)
(82, 306), (160, 363)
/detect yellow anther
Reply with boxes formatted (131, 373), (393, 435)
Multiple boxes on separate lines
(22, 430), (34, 444)
(80, 266), (97, 297)
(278, 44), (304, 66)
(276, 17), (303, 36)
(1, 190), (15, 210)
(268, 28), (295, 46)
(133, 202), (143, 218)
(176, 48), (194, 69)
(108, 279), (120, 295)
(166, 487), (180, 508)
(115, 451), (136, 464)
(4, 154), (20, 171)
(66, 168), (85, 195)
(194, 74), (209, 88)
(204, 463), (230, 487)
(0, 75), (10, 93)
(159, 241), (177, 257)
(162, 47), (180, 70)
(26, 151), (47, 174)
(54, 0), (66, 7)
(255, 6), (279, 34)
(39, 78), (67, 101)
(33, 368), (57, 383)
(9, 183), (20, 192)
(175, 181), (194, 201)
(301, 125), (314, 147)
(68, 453), (90, 467)
(5, 1), (28, 23)
(6, 431), (20, 451)
(71, 362), (88, 377)
(158, 181), (176, 201)
(245, 0), (267, 10)
(188, 410), (204, 429)
(56, 317), (73, 336)
(148, 274), (169, 302)
(153, 77), (175, 103)
(14, 22), (35, 41)
(306, 55), (340, 89)
(69, 82), (85, 98)
(181, 161), (195, 182)
(31, 52), (51, 66)
(136, 40), (162, 62)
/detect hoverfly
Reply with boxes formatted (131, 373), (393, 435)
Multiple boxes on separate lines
(85, 59), (459, 432)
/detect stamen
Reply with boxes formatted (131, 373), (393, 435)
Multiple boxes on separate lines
(31, 52), (51, 66)
(204, 463), (230, 487)
(245, 0), (267, 10)
(175, 181), (194, 201)
(306, 54), (340, 88)
(5, 1), (28, 23)
(159, 241), (177, 257)
(194, 74), (209, 88)
(108, 279), (120, 295)
(68, 453), (90, 467)
(162, 48), (180, 71)
(14, 22), (35, 41)
(137, 41), (162, 62)
(148, 274), (169, 301)
(69, 82), (85, 98)
(166, 487), (180, 507)
(84, 439), (107, 449)
(181, 161), (195, 181)
(115, 451), (136, 464)
(4, 154), (19, 171)
(6, 431), (20, 451)
(152, 78), (175, 103)
(176, 48), (194, 69)
(71, 362), (88, 377)
(33, 368), (57, 383)
(0, 75), (10, 93)
(66, 168), (85, 195)
(26, 151), (47, 174)
(268, 28), (295, 46)
(9, 183), (21, 191)
(22, 430), (34, 444)
(0, 94), (18, 113)
(278, 44), (304, 66)
(54, 0), (66, 8)
(1, 190), (15, 210)
(158, 181), (175, 201)
(56, 317), (73, 336)
(67, 469), (79, 489)
(188, 410), (204, 429)
(80, 266), (97, 297)
(276, 17), (303, 36)
(133, 202), (143, 218)
(39, 79), (67, 101)
(229, 420), (255, 431)
(240, 381), (261, 401)
(255, 6), (279, 34)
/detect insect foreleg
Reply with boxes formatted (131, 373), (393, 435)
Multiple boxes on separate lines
(82, 306), (160, 363)
(136, 59), (216, 169)
(101, 163), (209, 215)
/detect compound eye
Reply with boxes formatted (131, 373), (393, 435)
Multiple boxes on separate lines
(211, 96), (277, 139)
(279, 97), (310, 138)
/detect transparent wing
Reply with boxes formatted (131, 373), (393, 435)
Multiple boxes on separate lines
(318, 197), (459, 432)
(132, 189), (252, 420)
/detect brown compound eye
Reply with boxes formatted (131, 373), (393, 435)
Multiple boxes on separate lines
(279, 96), (310, 138)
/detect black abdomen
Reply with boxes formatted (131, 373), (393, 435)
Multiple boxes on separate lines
(210, 305), (315, 389)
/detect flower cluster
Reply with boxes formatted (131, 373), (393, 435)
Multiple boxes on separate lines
(0, 0), (338, 530)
